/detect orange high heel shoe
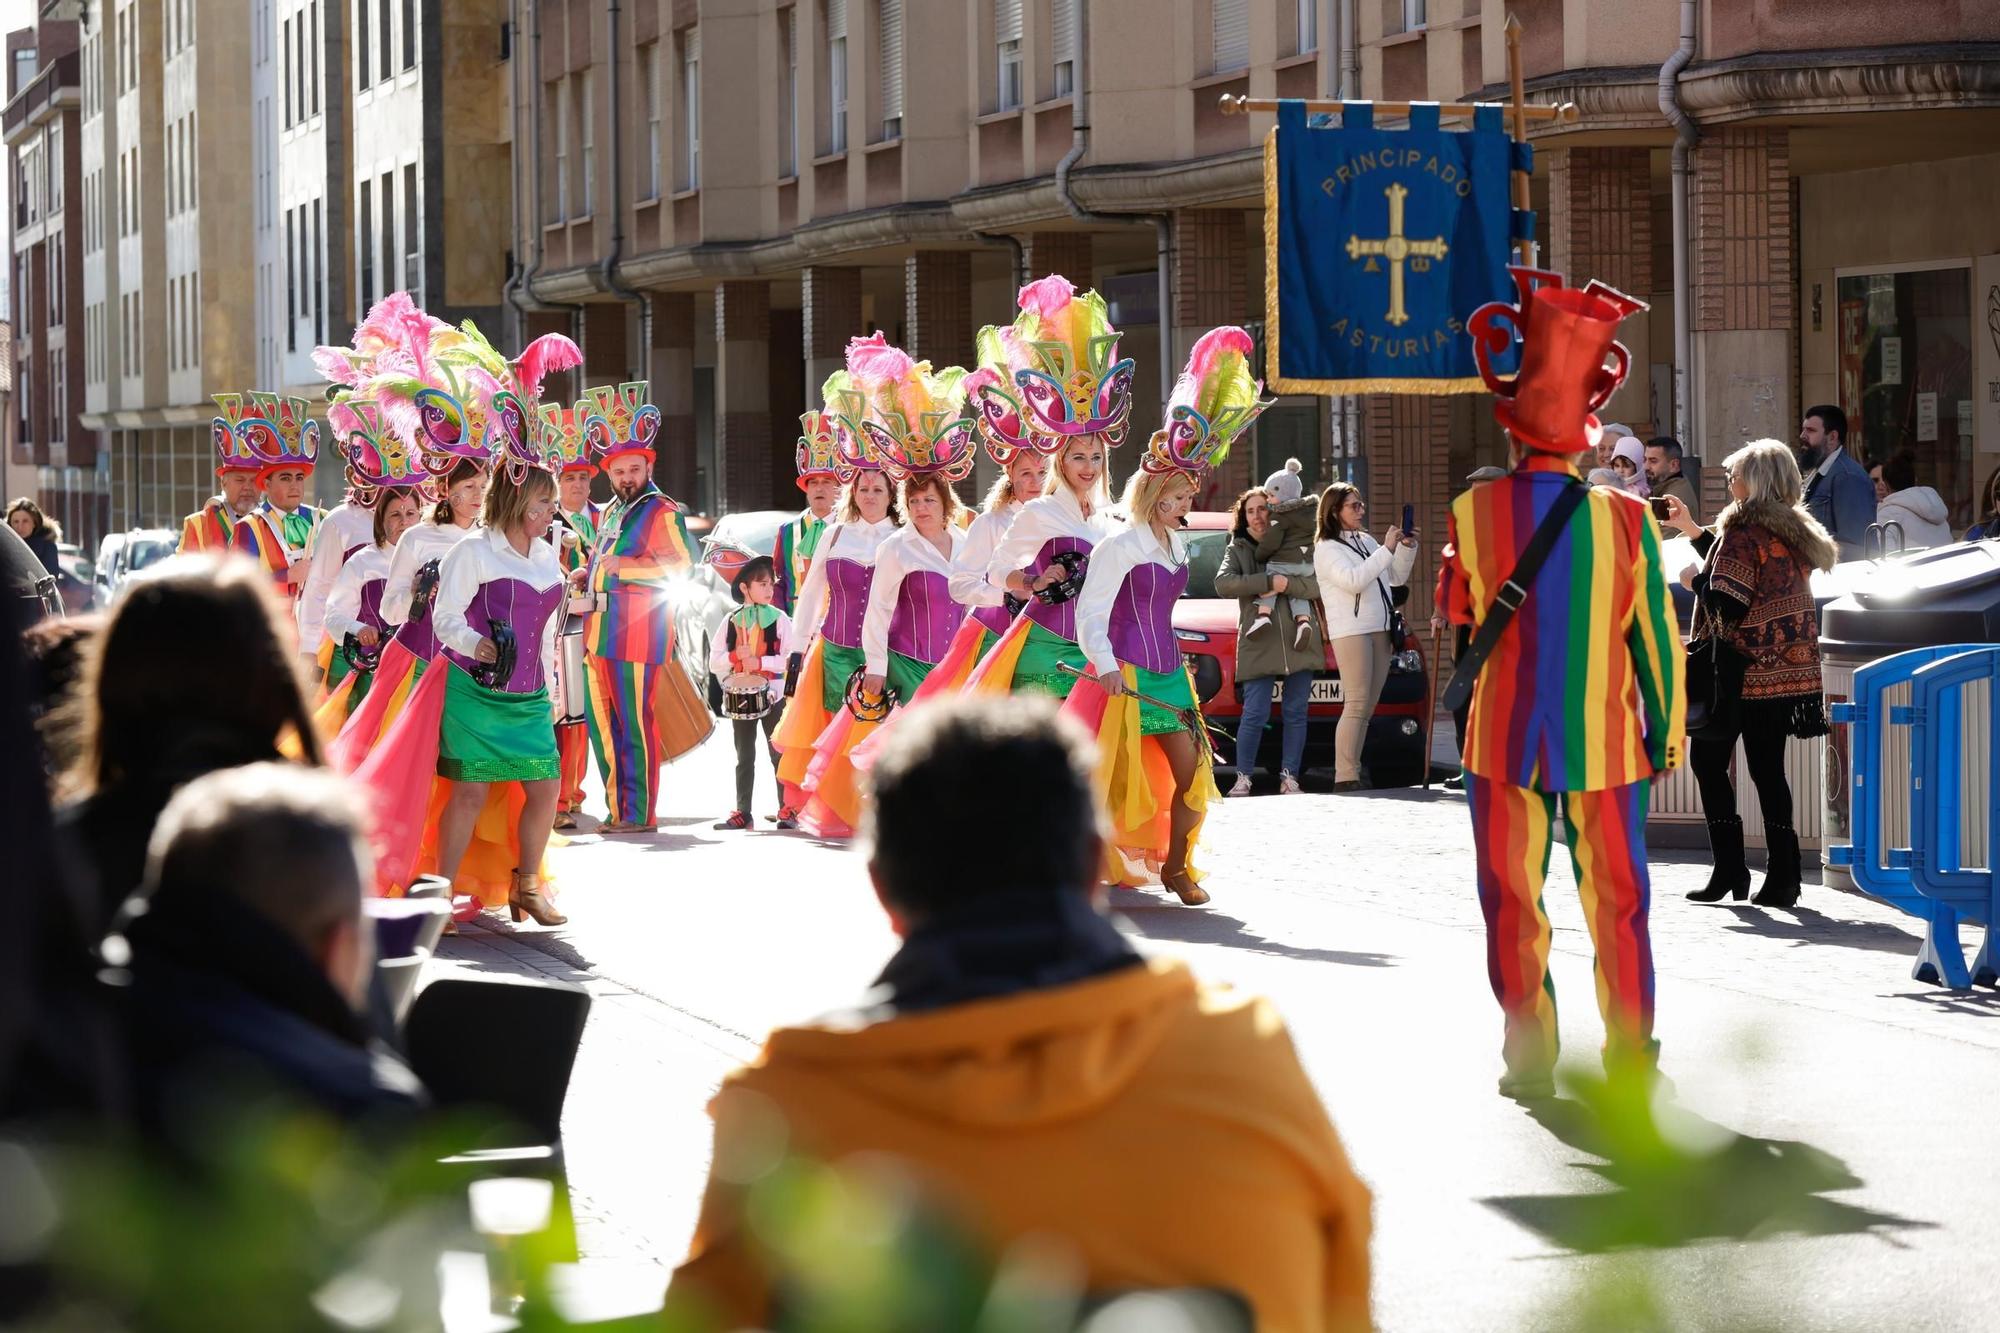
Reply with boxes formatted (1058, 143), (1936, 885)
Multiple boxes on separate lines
(508, 870), (568, 926)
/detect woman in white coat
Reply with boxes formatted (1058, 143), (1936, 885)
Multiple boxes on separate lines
(1311, 482), (1418, 790)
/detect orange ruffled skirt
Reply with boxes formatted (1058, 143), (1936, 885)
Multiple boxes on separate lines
(1058, 664), (1218, 890)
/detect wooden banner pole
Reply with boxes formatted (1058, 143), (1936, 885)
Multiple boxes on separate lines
(1505, 14), (1537, 266)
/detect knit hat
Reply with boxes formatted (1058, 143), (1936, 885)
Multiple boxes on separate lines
(1264, 457), (1305, 504)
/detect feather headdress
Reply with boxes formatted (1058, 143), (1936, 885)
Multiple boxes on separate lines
(1141, 327), (1272, 477)
(1010, 275), (1136, 448)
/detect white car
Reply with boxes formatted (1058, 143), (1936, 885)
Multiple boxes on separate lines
(99, 528), (181, 602)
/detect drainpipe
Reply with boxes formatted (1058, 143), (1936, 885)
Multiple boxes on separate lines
(599, 0), (650, 380)
(972, 229), (1026, 292)
(1053, 0), (1174, 401)
(1338, 0), (1358, 100)
(502, 0), (530, 343)
(1660, 0), (1698, 450)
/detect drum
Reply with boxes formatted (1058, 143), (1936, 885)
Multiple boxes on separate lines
(554, 615), (589, 724)
(721, 671), (773, 721)
(653, 662), (717, 763)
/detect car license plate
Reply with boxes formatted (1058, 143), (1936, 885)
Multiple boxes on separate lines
(1310, 678), (1344, 704)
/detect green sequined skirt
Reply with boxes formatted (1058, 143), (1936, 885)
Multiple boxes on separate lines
(1010, 622), (1091, 700)
(1131, 662), (1199, 736)
(438, 667), (559, 783)
(819, 641), (868, 714)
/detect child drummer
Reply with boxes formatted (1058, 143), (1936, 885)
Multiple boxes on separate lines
(708, 555), (794, 830)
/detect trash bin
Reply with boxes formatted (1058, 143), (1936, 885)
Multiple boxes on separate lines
(1819, 541), (2000, 889)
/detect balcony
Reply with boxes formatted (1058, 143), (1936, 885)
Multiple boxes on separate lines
(2, 51), (78, 146)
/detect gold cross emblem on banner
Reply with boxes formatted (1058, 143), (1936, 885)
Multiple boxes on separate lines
(1345, 183), (1450, 327)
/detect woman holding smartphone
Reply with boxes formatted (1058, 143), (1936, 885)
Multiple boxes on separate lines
(1312, 484), (1418, 791)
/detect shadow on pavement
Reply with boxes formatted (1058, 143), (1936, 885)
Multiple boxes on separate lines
(1111, 899), (1397, 968)
(1885, 987), (2000, 1017)
(1714, 905), (1921, 956)
(1484, 1092), (1931, 1252)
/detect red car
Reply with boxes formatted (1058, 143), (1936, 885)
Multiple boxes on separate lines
(1172, 510), (1434, 787)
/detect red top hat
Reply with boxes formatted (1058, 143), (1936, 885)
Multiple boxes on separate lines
(1468, 268), (1647, 455)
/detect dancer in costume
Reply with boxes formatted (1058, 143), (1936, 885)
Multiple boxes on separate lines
(771, 351), (901, 836)
(1438, 268), (1684, 1100)
(541, 402), (601, 829)
(575, 381), (697, 834)
(216, 392), (324, 598)
(323, 486), (422, 715)
(774, 413), (842, 614)
(296, 463), (381, 680)
(1065, 328), (1268, 906)
(967, 275), (1133, 701)
(861, 460), (971, 702)
(179, 430), (264, 553)
(709, 556), (793, 831)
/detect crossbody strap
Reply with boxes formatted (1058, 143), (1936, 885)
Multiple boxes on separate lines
(1440, 481), (1589, 713)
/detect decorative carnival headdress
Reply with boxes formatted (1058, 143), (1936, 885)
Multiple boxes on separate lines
(436, 322), (582, 479)
(796, 405), (844, 486)
(1008, 275), (1136, 449)
(328, 397), (435, 505)
(537, 403), (597, 476)
(847, 333), (977, 483)
(817, 351), (884, 483)
(1468, 267), (1646, 455)
(1142, 327), (1273, 477)
(581, 382), (662, 468)
(211, 392), (320, 484)
(964, 321), (1036, 464)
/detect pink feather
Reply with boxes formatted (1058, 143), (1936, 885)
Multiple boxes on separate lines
(1189, 326), (1254, 378)
(846, 333), (914, 388)
(512, 334), (583, 401)
(962, 367), (1001, 395)
(312, 346), (366, 387)
(1017, 275), (1075, 322)
(354, 292), (422, 354)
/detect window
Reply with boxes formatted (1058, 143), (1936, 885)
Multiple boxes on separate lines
(312, 196), (325, 340)
(1296, 0), (1317, 54)
(1837, 264), (1977, 526)
(187, 112), (197, 205)
(1212, 0), (1247, 73)
(357, 0), (371, 91)
(379, 0), (392, 82)
(678, 34), (698, 191)
(403, 163), (418, 294)
(580, 70), (596, 211)
(1405, 0), (1428, 32)
(50, 348), (63, 443)
(402, 0), (416, 70)
(380, 170), (395, 295)
(642, 43), (662, 199)
(47, 122), (60, 213)
(779, 11), (797, 177)
(878, 0), (902, 140)
(551, 80), (568, 223)
(309, 1), (320, 114)
(12, 47), (34, 100)
(358, 179), (373, 310)
(1051, 0), (1075, 97)
(286, 206), (297, 352)
(282, 15), (294, 126)
(995, 0), (1022, 111)
(295, 15), (307, 123)
(826, 0), (847, 155)
(49, 234), (62, 323)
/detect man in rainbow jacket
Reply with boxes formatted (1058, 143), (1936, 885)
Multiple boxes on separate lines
(1436, 268), (1685, 1101)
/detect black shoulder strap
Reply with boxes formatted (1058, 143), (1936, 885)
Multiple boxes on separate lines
(1440, 481), (1589, 714)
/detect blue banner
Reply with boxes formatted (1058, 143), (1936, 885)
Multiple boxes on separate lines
(1265, 101), (1523, 394)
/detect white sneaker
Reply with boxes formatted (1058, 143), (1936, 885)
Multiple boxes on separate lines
(1294, 619), (1312, 648)
(1246, 615), (1272, 636)
(1227, 774), (1253, 797)
(1279, 771), (1302, 795)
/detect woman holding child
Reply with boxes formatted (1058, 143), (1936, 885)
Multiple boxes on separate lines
(1214, 486), (1322, 797)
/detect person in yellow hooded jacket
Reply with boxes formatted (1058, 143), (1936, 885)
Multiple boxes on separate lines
(667, 697), (1372, 1333)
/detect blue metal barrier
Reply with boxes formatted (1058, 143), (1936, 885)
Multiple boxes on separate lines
(1906, 648), (2000, 988)
(1826, 644), (1988, 986)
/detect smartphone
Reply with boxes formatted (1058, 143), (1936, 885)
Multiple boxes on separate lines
(1650, 496), (1672, 522)
(1400, 503), (1415, 537)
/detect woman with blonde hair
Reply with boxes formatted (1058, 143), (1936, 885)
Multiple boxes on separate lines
(1662, 438), (1837, 908)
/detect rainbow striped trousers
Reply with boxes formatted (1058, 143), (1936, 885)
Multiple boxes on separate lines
(585, 657), (663, 827)
(1465, 775), (1656, 1077)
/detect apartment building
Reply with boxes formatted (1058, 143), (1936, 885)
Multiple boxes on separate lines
(502, 0), (2000, 578)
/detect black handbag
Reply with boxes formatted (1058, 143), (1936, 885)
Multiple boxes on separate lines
(1684, 635), (1750, 740)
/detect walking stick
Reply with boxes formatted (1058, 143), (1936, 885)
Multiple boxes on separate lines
(1057, 663), (1213, 767)
(1424, 618), (1443, 791)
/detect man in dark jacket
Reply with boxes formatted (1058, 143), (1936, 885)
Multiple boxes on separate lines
(1799, 404), (1875, 561)
(111, 764), (424, 1135)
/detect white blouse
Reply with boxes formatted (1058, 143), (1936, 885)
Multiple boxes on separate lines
(322, 544), (392, 645)
(433, 527), (566, 687)
(1078, 522), (1186, 678)
(1312, 532), (1417, 638)
(984, 484), (1121, 591)
(862, 524), (965, 675)
(950, 502), (1020, 609)
(788, 515), (899, 644)
(297, 501), (378, 651)
(381, 518), (479, 627)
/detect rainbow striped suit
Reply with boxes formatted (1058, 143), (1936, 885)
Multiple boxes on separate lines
(583, 485), (694, 826)
(771, 510), (828, 614)
(1439, 454), (1685, 1079)
(179, 498), (239, 553)
(231, 502), (323, 596)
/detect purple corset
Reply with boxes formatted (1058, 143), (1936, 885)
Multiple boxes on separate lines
(357, 579), (388, 634)
(888, 571), (966, 665)
(1025, 536), (1094, 641)
(1106, 560), (1190, 674)
(972, 600), (1014, 635)
(342, 540), (369, 562)
(441, 578), (565, 693)
(822, 557), (874, 649)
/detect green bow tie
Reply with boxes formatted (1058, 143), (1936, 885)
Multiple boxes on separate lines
(280, 511), (314, 549)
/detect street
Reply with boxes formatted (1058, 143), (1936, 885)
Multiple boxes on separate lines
(432, 729), (2000, 1331)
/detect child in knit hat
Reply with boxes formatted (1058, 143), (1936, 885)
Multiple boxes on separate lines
(1252, 458), (1319, 645)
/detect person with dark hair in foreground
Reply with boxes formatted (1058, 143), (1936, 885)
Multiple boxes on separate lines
(670, 697), (1373, 1333)
(108, 764), (424, 1134)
